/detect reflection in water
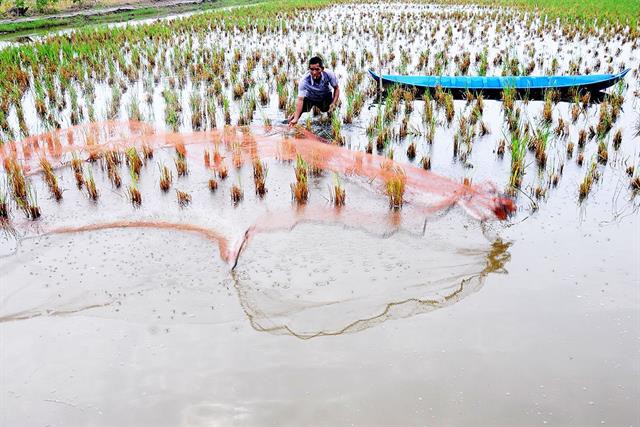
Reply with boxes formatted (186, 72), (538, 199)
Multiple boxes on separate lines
(231, 223), (511, 339)
(0, 218), (511, 337)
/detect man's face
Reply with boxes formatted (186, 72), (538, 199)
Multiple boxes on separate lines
(309, 64), (323, 80)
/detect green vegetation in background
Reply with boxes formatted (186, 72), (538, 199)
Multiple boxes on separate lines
(0, 0), (262, 36)
(437, 0), (638, 27)
(1, 0), (637, 37)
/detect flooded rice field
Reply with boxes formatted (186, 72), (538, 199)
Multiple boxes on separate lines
(1, 2), (639, 425)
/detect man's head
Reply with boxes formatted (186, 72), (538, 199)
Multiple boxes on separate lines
(308, 56), (324, 80)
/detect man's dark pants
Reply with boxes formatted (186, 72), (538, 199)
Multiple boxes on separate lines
(302, 95), (333, 113)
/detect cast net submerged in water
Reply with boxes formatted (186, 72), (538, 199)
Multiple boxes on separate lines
(0, 122), (515, 335)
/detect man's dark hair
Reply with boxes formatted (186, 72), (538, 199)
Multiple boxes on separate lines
(309, 56), (324, 68)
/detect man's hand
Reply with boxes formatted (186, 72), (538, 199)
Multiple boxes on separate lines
(288, 115), (298, 126)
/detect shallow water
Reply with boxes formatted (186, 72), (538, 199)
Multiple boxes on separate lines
(1, 2), (639, 425)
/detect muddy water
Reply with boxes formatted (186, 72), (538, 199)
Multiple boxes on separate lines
(1, 2), (640, 426)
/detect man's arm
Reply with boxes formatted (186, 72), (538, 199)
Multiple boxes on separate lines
(330, 85), (340, 112)
(289, 97), (304, 125)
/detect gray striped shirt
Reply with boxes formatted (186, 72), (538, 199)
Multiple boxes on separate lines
(298, 70), (339, 101)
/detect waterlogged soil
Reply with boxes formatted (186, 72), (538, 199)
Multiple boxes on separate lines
(1, 2), (639, 426)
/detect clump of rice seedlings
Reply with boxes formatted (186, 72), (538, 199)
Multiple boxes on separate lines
(84, 169), (99, 201)
(231, 181), (244, 205)
(542, 91), (553, 124)
(291, 154), (309, 204)
(479, 121), (490, 136)
(208, 177), (218, 192)
(127, 167), (142, 207)
(175, 152), (188, 177)
(24, 187), (40, 220)
(331, 112), (345, 145)
(554, 117), (568, 138)
(566, 142), (575, 158)
(571, 102), (580, 123)
(190, 92), (203, 130)
(406, 141), (416, 160)
(444, 93), (455, 125)
(4, 159), (27, 206)
(309, 153), (323, 177)
(330, 173), (346, 207)
(631, 172), (640, 192)
(596, 100), (613, 138)
(159, 164), (172, 192)
(39, 156), (62, 201)
(104, 150), (122, 188)
(597, 139), (608, 164)
(206, 97), (217, 129)
(579, 161), (600, 200)
(232, 82), (245, 100)
(204, 149), (211, 168)
(509, 130), (528, 188)
(496, 139), (506, 157)
(70, 154), (84, 189)
(127, 95), (143, 122)
(532, 126), (551, 167)
(222, 97), (231, 125)
(501, 86), (515, 113)
(258, 85), (269, 105)
(385, 167), (406, 210)
(142, 143), (153, 161)
(581, 92), (591, 110)
(612, 129), (622, 150)
(163, 89), (181, 131)
(126, 148), (142, 177)
(107, 85), (122, 120)
(176, 190), (191, 207)
(253, 159), (268, 197)
(534, 185), (546, 200)
(399, 116), (409, 139)
(420, 155), (431, 170)
(217, 162), (228, 180)
(0, 184), (8, 220)
(578, 129), (587, 148)
(276, 83), (288, 110)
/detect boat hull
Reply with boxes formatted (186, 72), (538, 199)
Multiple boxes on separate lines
(368, 69), (630, 98)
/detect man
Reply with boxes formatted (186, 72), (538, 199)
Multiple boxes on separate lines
(288, 56), (340, 126)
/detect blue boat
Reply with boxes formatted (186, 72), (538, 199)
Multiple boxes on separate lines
(368, 68), (630, 98)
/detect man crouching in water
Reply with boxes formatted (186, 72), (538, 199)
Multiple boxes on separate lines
(288, 56), (340, 126)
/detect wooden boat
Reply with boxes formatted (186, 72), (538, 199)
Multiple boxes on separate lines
(368, 68), (630, 98)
